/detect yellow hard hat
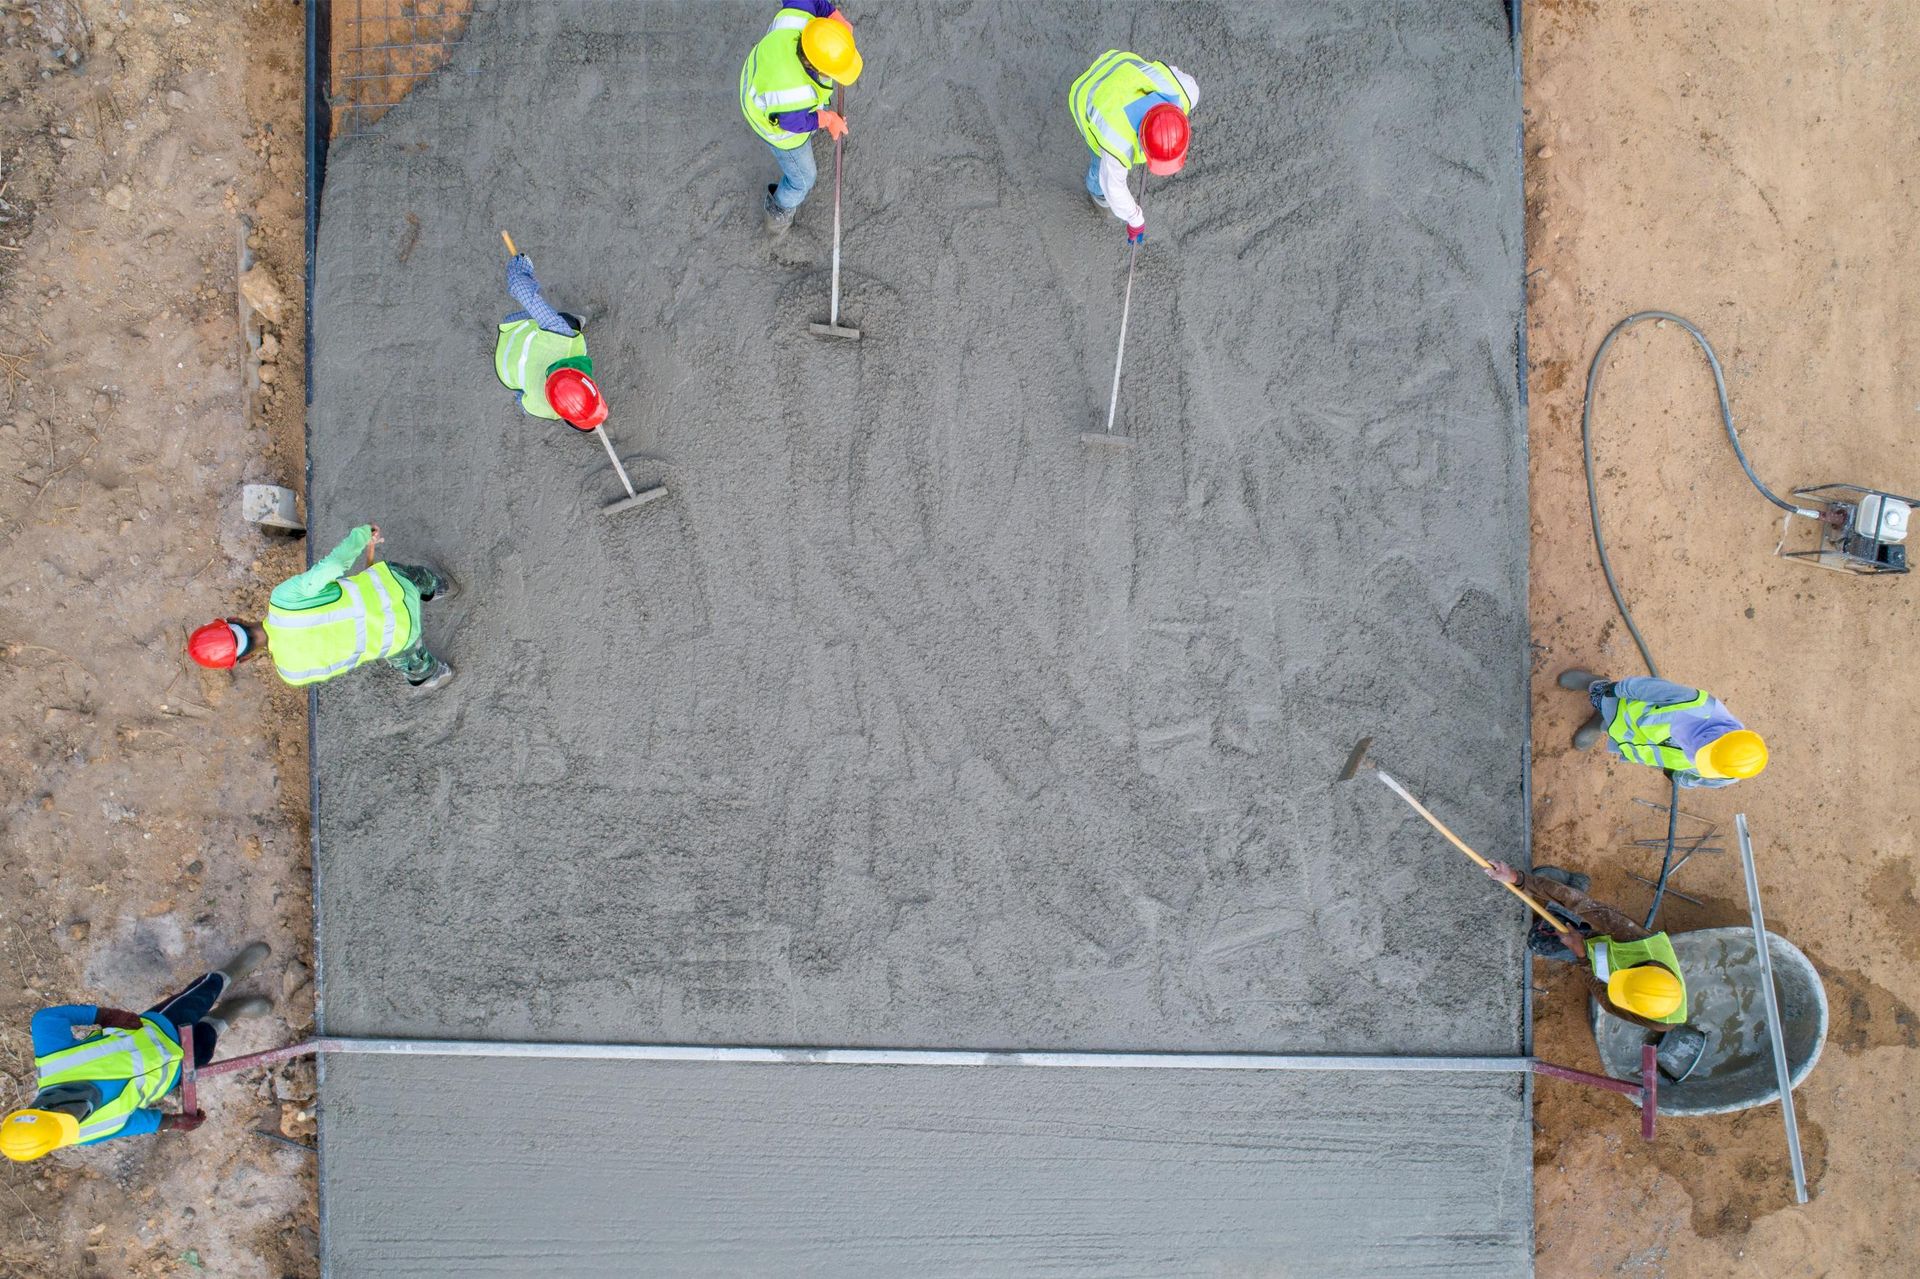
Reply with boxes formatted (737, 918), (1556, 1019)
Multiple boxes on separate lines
(1607, 964), (1684, 1021)
(800, 15), (862, 85)
(1696, 729), (1768, 780)
(1, 1109), (80, 1162)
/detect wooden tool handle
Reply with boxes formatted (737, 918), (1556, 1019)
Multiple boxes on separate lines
(500, 230), (518, 257)
(1373, 770), (1567, 929)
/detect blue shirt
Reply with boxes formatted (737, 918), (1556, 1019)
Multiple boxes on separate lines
(1599, 677), (1745, 789)
(504, 255), (574, 336)
(30, 1005), (183, 1143)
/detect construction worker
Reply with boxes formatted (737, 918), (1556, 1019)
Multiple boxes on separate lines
(495, 249), (609, 432)
(1, 943), (272, 1162)
(1069, 50), (1199, 243)
(739, 1), (859, 235)
(188, 522), (456, 692)
(1556, 670), (1767, 787)
(1482, 862), (1691, 1036)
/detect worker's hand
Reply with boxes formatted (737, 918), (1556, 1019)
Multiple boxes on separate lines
(163, 1111), (206, 1133)
(817, 110), (848, 141)
(94, 1007), (144, 1031)
(1126, 221), (1146, 244)
(1556, 930), (1587, 959)
(365, 523), (382, 562)
(1483, 860), (1521, 886)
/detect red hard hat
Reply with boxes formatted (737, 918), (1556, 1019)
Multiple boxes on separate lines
(1141, 103), (1190, 176)
(189, 620), (239, 669)
(545, 367), (608, 431)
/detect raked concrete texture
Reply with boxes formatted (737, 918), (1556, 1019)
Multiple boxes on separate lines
(309, 0), (1529, 1272)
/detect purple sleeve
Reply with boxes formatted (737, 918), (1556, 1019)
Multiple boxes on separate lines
(773, 109), (820, 134)
(781, 0), (838, 16)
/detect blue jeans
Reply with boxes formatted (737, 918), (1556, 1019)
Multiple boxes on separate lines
(147, 971), (228, 1066)
(768, 139), (817, 212)
(1085, 154), (1106, 202)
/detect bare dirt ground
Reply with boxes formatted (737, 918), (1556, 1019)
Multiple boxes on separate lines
(0, 0), (315, 1275)
(1525, 2), (1920, 1274)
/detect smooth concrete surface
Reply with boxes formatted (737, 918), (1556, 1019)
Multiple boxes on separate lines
(309, 0), (1529, 1272)
(320, 1056), (1530, 1278)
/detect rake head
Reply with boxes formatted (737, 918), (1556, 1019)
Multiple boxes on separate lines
(1336, 737), (1376, 785)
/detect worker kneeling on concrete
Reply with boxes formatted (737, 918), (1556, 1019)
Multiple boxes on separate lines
(1558, 669), (1767, 788)
(1484, 861), (1692, 1040)
(188, 522), (456, 692)
(1069, 50), (1198, 243)
(495, 250), (608, 433)
(740, 1), (859, 235)
(1, 943), (272, 1162)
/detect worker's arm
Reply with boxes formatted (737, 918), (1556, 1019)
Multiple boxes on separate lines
(1512, 870), (1652, 943)
(29, 1005), (99, 1054)
(269, 524), (373, 610)
(1608, 676), (1701, 706)
(1095, 153), (1144, 228)
(504, 255), (576, 337)
(779, 0), (838, 17)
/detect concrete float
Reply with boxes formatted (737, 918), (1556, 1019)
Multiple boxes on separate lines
(1591, 927), (1827, 1117)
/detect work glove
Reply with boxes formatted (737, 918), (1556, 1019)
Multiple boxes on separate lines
(816, 110), (848, 141)
(94, 1007), (144, 1031)
(1126, 222), (1146, 245)
(162, 1111), (206, 1134)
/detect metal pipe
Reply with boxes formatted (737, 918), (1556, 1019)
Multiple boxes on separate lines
(1736, 813), (1811, 1203)
(198, 1036), (1532, 1076)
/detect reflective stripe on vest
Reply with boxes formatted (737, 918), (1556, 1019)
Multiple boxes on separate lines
(1069, 50), (1190, 165)
(34, 1016), (183, 1143)
(265, 563), (415, 686)
(1607, 689), (1710, 771)
(494, 320), (589, 419)
(739, 17), (831, 150)
(1589, 932), (1689, 1024)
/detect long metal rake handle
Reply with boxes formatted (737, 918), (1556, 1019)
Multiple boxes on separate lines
(1736, 814), (1810, 1203)
(828, 85), (846, 328)
(1101, 179), (1149, 436)
(593, 423), (638, 499)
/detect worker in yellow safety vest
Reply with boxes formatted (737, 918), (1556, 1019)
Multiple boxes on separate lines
(740, 1), (860, 235)
(188, 523), (458, 692)
(1484, 862), (1692, 1034)
(1069, 50), (1199, 243)
(1557, 670), (1767, 788)
(1, 943), (273, 1162)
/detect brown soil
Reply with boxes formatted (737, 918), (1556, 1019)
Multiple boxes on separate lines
(1525, 2), (1920, 1274)
(0, 0), (314, 1275)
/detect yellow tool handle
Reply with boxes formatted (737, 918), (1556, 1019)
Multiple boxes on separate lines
(1373, 770), (1567, 929)
(501, 230), (518, 257)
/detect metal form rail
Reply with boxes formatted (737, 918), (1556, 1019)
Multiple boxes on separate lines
(194, 1037), (1658, 1139)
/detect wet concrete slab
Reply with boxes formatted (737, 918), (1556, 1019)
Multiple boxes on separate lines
(309, 0), (1530, 1272)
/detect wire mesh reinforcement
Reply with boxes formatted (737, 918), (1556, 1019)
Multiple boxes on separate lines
(330, 0), (473, 139)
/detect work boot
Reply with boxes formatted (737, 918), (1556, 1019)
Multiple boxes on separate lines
(217, 941), (271, 986)
(1557, 668), (1601, 691)
(1572, 712), (1606, 751)
(1089, 190), (1110, 212)
(411, 658), (454, 693)
(206, 996), (272, 1035)
(763, 184), (794, 236)
(1530, 865), (1592, 893)
(415, 563), (459, 604)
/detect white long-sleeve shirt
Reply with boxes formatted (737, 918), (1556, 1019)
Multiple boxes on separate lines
(1094, 153), (1144, 227)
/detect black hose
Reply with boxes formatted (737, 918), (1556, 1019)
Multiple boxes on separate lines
(1577, 311), (1793, 927)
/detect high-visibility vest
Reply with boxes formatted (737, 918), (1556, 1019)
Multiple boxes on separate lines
(1606, 689), (1710, 771)
(494, 320), (590, 420)
(1588, 931), (1690, 1025)
(264, 563), (416, 686)
(33, 1016), (183, 1144)
(739, 10), (831, 150)
(1069, 50), (1193, 166)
